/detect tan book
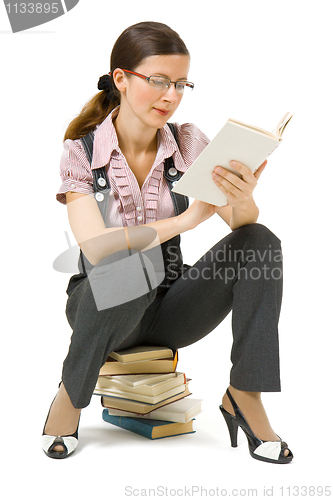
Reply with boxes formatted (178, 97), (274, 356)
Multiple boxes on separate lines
(94, 383), (186, 405)
(101, 384), (191, 414)
(109, 346), (174, 363)
(172, 112), (293, 206)
(99, 350), (178, 376)
(95, 372), (186, 397)
(107, 397), (202, 423)
(104, 372), (176, 388)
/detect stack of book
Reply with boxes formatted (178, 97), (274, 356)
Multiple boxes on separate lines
(95, 346), (202, 439)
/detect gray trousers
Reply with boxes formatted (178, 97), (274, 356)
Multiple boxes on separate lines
(62, 223), (283, 409)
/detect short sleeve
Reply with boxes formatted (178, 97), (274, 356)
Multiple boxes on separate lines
(56, 139), (94, 205)
(175, 123), (210, 169)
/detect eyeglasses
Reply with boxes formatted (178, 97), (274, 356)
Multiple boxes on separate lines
(121, 69), (194, 93)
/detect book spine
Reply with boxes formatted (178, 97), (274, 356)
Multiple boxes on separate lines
(102, 409), (153, 439)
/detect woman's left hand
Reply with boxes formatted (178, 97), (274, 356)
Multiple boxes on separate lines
(212, 160), (267, 208)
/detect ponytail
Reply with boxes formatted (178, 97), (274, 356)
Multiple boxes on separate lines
(64, 87), (120, 141)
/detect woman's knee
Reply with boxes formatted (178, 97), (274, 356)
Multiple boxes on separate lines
(233, 223), (281, 251)
(210, 223), (282, 275)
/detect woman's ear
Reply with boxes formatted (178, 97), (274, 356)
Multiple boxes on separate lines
(113, 68), (127, 93)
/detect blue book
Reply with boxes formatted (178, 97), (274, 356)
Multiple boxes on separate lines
(102, 409), (195, 439)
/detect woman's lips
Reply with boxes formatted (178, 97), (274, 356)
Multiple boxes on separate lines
(154, 108), (169, 116)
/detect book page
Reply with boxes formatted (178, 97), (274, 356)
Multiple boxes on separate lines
(228, 118), (277, 140)
(273, 112), (293, 139)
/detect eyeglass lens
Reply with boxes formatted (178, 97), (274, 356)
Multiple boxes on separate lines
(149, 76), (193, 93)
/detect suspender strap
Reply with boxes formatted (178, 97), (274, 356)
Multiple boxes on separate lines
(164, 123), (189, 215)
(163, 155), (189, 216)
(80, 132), (94, 164)
(81, 132), (111, 221)
(164, 123), (189, 216)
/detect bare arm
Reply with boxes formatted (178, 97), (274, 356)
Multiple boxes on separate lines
(215, 196), (259, 230)
(66, 192), (216, 265)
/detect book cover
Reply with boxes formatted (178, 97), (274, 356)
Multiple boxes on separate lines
(104, 372), (176, 388)
(99, 350), (178, 376)
(101, 384), (192, 414)
(107, 397), (202, 423)
(94, 382), (186, 404)
(102, 409), (195, 439)
(109, 346), (174, 363)
(95, 372), (186, 397)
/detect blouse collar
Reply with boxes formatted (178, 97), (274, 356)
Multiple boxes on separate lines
(91, 106), (184, 171)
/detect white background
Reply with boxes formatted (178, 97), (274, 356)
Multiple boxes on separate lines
(1, 0), (332, 498)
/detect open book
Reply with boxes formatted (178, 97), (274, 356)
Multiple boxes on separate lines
(172, 112), (293, 206)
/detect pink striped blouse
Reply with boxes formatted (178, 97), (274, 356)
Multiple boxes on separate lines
(56, 106), (210, 227)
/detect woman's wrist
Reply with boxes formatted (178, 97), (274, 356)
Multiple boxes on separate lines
(230, 196), (259, 230)
(174, 211), (192, 233)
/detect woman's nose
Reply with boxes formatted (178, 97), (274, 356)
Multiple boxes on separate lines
(162, 84), (180, 102)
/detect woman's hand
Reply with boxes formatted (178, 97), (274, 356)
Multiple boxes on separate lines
(212, 160), (267, 208)
(179, 199), (217, 231)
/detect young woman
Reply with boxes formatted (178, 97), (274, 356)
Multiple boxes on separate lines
(42, 21), (293, 464)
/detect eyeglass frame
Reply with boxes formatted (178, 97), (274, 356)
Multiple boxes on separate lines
(118, 69), (194, 93)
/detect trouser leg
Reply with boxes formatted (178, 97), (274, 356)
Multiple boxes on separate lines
(141, 224), (283, 392)
(228, 224), (282, 391)
(62, 278), (157, 409)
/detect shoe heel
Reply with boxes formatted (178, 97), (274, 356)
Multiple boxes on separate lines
(219, 405), (238, 447)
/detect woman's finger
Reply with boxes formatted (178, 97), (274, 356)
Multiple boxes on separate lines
(213, 167), (244, 190)
(213, 172), (250, 201)
(213, 166), (254, 196)
(253, 160), (267, 180)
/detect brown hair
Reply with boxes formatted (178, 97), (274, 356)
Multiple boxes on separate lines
(64, 22), (190, 141)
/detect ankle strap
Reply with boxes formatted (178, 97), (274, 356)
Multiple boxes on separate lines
(226, 388), (239, 414)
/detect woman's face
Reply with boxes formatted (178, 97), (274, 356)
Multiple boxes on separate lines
(117, 54), (191, 130)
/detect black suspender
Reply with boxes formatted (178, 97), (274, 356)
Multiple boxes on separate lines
(163, 123), (189, 215)
(80, 132), (111, 222)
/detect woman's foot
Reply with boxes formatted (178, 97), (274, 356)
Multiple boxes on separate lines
(222, 386), (290, 457)
(44, 383), (81, 453)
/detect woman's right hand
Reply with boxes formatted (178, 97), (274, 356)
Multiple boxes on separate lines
(179, 199), (217, 231)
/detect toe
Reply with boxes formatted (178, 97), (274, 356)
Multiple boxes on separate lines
(279, 440), (293, 460)
(52, 444), (65, 453)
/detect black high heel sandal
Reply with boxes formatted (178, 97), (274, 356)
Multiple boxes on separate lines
(41, 383), (80, 459)
(219, 388), (293, 464)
